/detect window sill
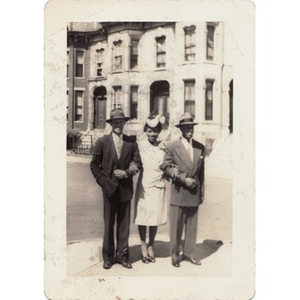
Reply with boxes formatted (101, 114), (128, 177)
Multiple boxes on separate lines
(204, 60), (217, 65)
(154, 67), (167, 71)
(95, 75), (107, 80)
(181, 61), (196, 66)
(202, 121), (218, 125)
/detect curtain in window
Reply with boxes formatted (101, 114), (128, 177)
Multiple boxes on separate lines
(184, 81), (195, 118)
(114, 41), (123, 71)
(75, 91), (83, 121)
(156, 37), (166, 67)
(114, 87), (122, 108)
(205, 80), (213, 120)
(184, 101), (195, 118)
(96, 49), (104, 63)
(76, 51), (84, 64)
(184, 82), (195, 99)
(130, 86), (138, 119)
(207, 25), (215, 60)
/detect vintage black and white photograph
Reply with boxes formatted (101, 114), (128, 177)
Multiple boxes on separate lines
(44, 0), (255, 299)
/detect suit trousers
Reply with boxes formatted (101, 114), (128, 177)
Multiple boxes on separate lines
(170, 204), (199, 261)
(102, 189), (131, 263)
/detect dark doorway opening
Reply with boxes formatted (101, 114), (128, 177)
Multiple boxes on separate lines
(150, 80), (170, 129)
(93, 86), (107, 129)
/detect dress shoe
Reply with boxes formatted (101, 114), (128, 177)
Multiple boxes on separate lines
(171, 259), (180, 268)
(184, 256), (201, 266)
(118, 261), (133, 269)
(141, 255), (150, 264)
(103, 261), (113, 269)
(148, 256), (156, 263)
(147, 246), (156, 263)
(141, 242), (150, 264)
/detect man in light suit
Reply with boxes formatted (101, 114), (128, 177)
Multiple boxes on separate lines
(90, 108), (142, 270)
(161, 112), (205, 267)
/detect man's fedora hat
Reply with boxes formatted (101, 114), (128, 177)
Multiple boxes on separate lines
(175, 112), (198, 128)
(106, 108), (130, 123)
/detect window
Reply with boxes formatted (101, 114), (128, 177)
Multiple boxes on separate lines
(113, 86), (122, 109)
(113, 40), (123, 72)
(75, 50), (84, 77)
(130, 86), (138, 119)
(75, 90), (84, 121)
(67, 51), (69, 78)
(205, 79), (214, 120)
(184, 26), (196, 61)
(184, 80), (196, 118)
(206, 24), (215, 61)
(156, 36), (166, 68)
(130, 39), (139, 69)
(96, 48), (104, 77)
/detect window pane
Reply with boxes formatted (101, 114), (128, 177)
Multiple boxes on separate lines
(76, 51), (84, 77)
(184, 26), (196, 61)
(76, 51), (84, 63)
(115, 41), (122, 55)
(75, 91), (83, 121)
(113, 86), (122, 108)
(207, 25), (215, 60)
(184, 80), (195, 118)
(114, 56), (122, 70)
(205, 80), (214, 120)
(131, 40), (139, 55)
(184, 100), (195, 119)
(96, 49), (104, 63)
(184, 81), (195, 99)
(185, 32), (191, 45)
(131, 55), (138, 69)
(130, 86), (138, 119)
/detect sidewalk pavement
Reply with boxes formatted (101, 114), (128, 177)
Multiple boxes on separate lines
(66, 154), (232, 277)
(67, 233), (232, 277)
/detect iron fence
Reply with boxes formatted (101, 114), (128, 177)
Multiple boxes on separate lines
(67, 133), (95, 155)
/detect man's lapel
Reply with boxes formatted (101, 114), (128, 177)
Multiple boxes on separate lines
(174, 139), (193, 170)
(189, 142), (202, 176)
(108, 134), (119, 165)
(118, 135), (131, 164)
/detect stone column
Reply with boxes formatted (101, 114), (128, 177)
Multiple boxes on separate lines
(88, 88), (94, 131)
(122, 83), (130, 117)
(138, 85), (150, 121)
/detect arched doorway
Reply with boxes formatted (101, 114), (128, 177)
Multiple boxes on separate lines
(93, 86), (107, 129)
(150, 80), (170, 129)
(229, 80), (233, 133)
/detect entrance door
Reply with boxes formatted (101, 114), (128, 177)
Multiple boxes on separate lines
(150, 80), (170, 129)
(93, 86), (107, 129)
(153, 95), (169, 128)
(96, 95), (107, 129)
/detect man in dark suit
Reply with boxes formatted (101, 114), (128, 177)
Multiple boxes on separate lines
(90, 108), (142, 270)
(161, 112), (205, 268)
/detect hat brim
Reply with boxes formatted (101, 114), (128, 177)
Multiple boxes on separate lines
(175, 122), (198, 128)
(106, 117), (130, 123)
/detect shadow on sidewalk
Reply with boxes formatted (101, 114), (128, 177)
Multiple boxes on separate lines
(129, 239), (223, 263)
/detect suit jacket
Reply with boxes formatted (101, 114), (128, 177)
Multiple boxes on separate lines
(161, 138), (205, 207)
(90, 133), (142, 201)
